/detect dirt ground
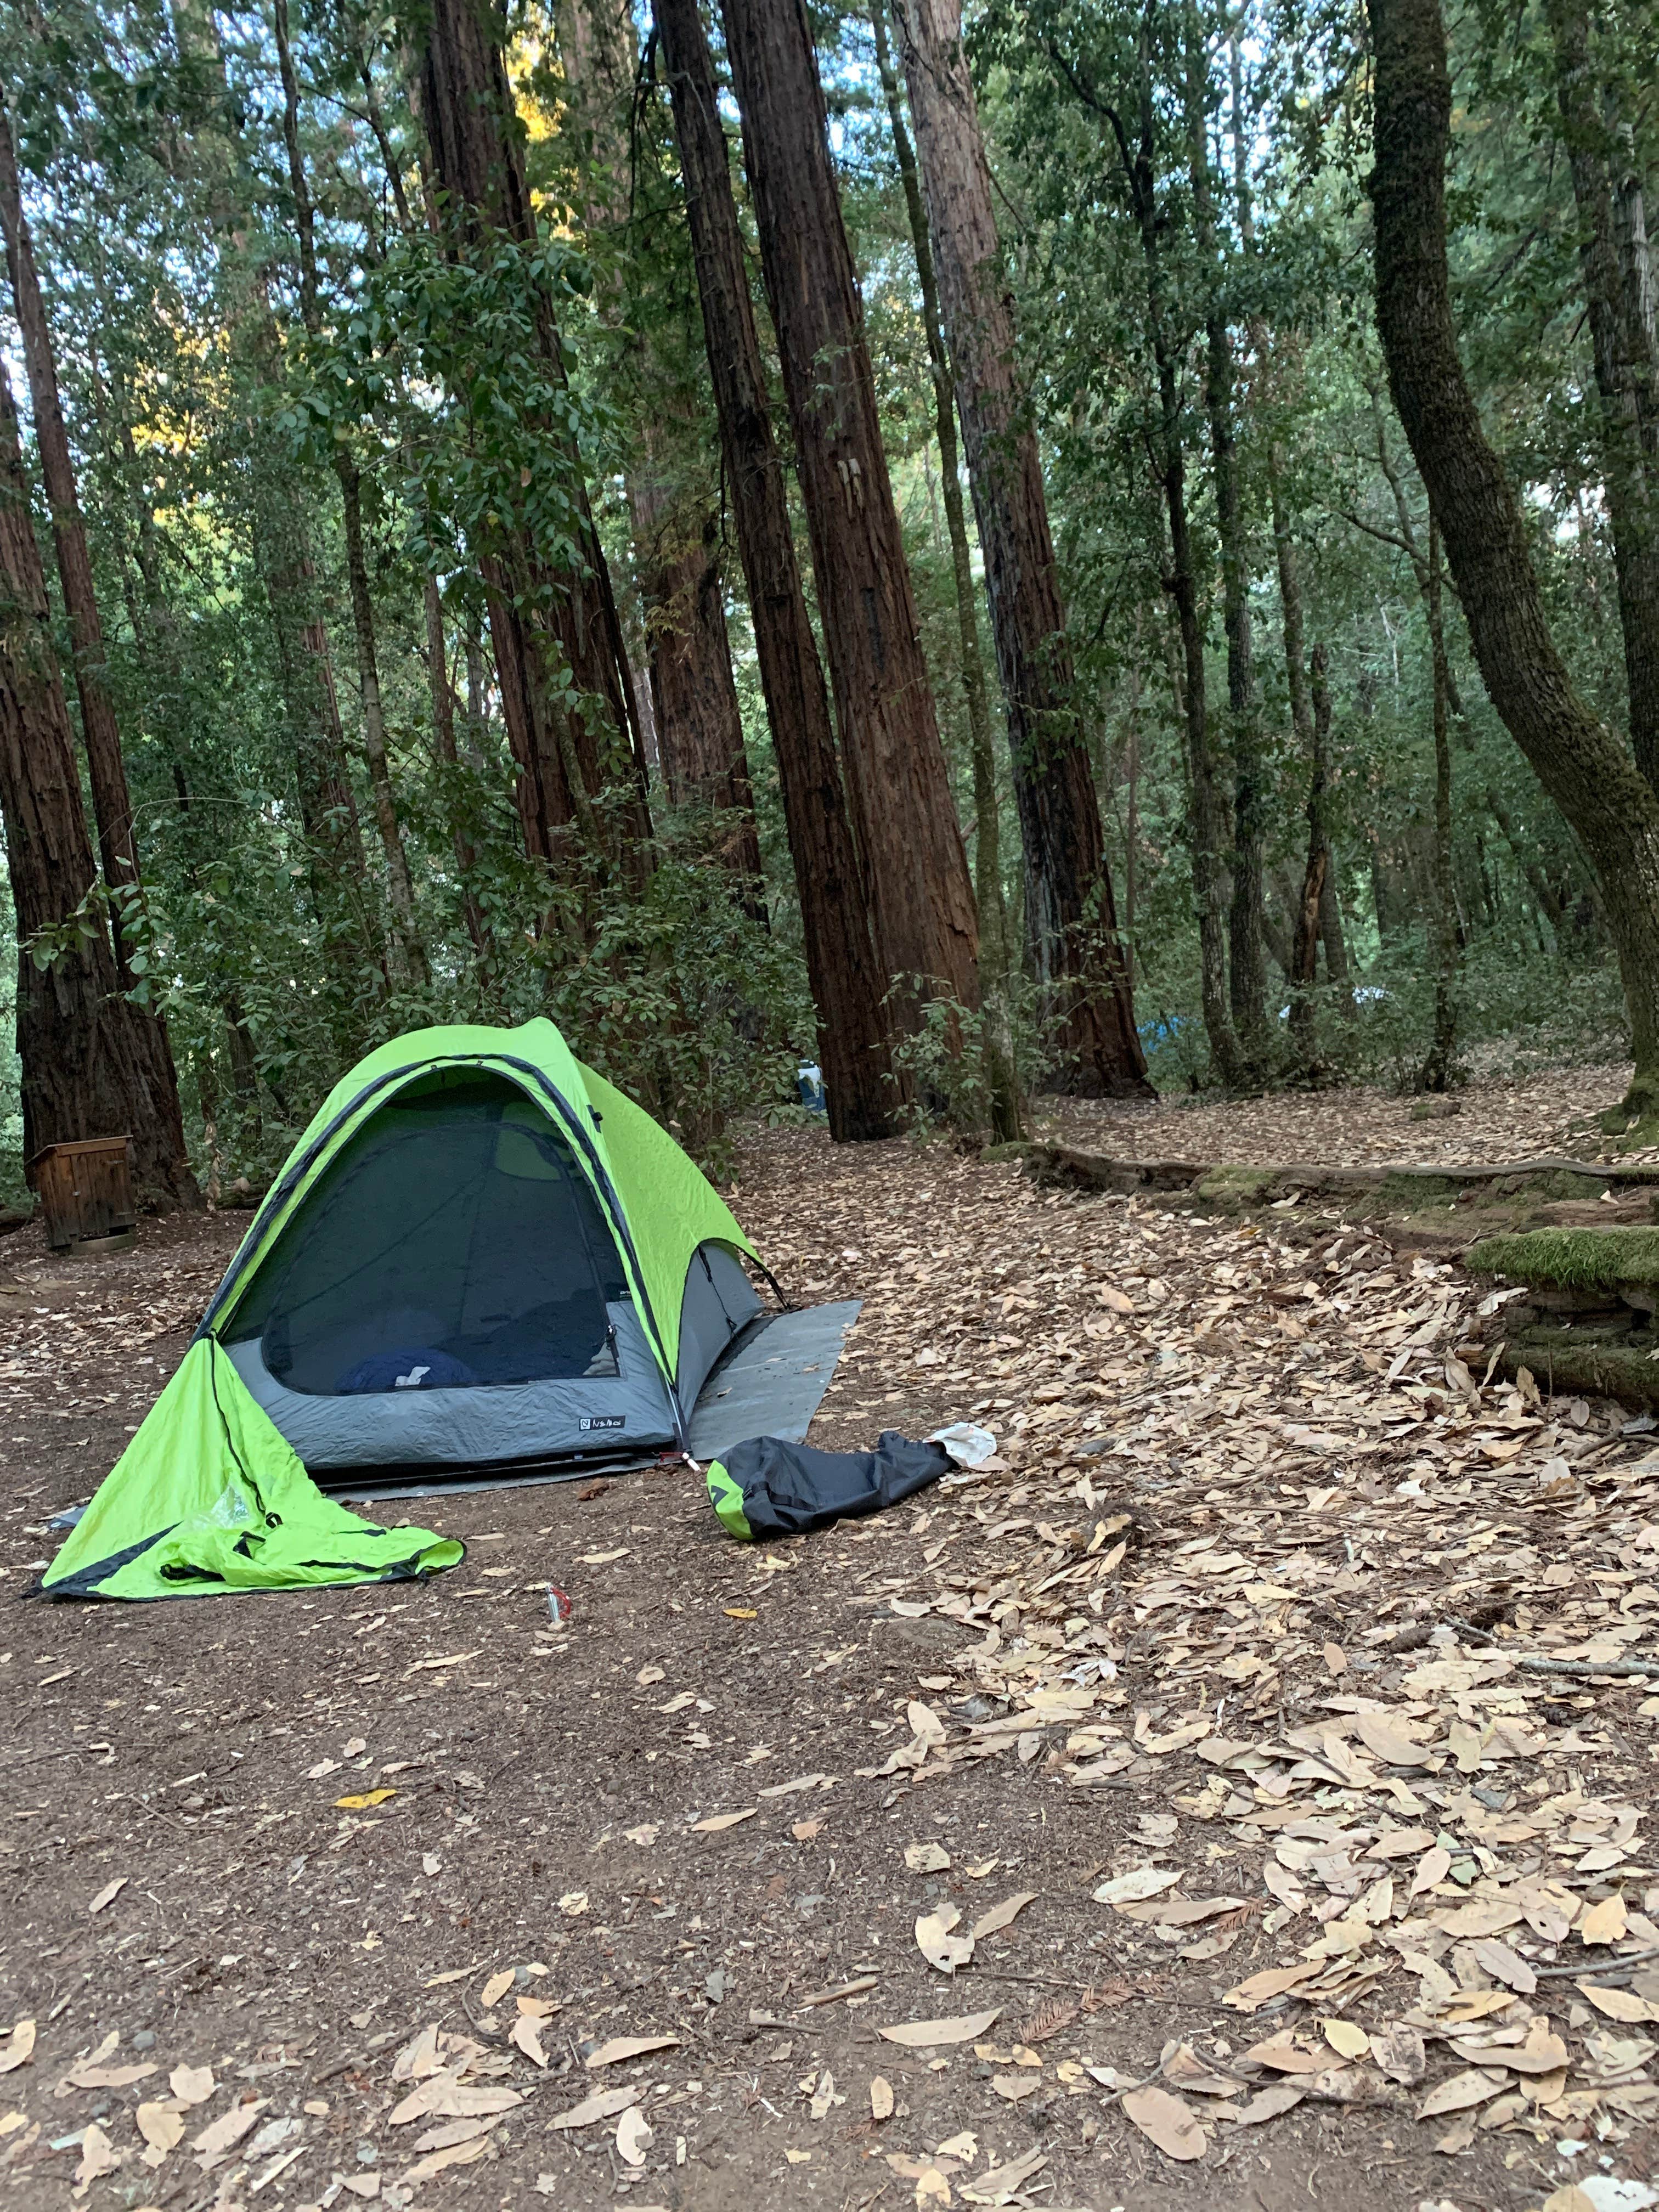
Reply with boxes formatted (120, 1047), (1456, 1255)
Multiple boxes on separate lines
(3, 1068), (1658, 2212)
(1048, 1063), (1652, 1169)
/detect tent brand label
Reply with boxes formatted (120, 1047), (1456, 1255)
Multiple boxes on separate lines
(580, 1415), (627, 1432)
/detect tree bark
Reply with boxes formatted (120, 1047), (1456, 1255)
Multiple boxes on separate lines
(0, 362), (196, 1208)
(1184, 13), (1265, 1059)
(628, 474), (768, 921)
(871, 0), (1022, 1138)
(894, 0), (1145, 1101)
(1546, 0), (1659, 797)
(414, 0), (651, 882)
(423, 574), (495, 977)
(1419, 520), (1459, 1090)
(1369, 0), (1659, 1120)
(655, 0), (893, 1139)
(717, 0), (980, 1028)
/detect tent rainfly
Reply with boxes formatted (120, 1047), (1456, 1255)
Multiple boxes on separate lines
(43, 1019), (778, 1601)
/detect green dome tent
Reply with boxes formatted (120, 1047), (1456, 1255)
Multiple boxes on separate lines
(43, 1019), (782, 1602)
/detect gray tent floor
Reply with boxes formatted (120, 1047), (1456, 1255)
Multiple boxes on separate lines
(342, 1300), (861, 1504)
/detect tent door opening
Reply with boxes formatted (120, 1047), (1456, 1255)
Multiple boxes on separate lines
(221, 1073), (629, 1396)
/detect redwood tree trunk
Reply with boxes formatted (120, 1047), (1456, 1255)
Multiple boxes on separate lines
(870, 0), (1020, 1138)
(718, 0), (980, 1024)
(1546, 0), (1659, 797)
(895, 0), (1147, 1098)
(656, 0), (894, 1138)
(0, 93), (145, 986)
(416, 0), (651, 881)
(629, 475), (768, 921)
(1369, 0), (1659, 1119)
(0, 364), (196, 1209)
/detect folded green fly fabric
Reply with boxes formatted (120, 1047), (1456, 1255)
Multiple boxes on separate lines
(40, 1338), (462, 1601)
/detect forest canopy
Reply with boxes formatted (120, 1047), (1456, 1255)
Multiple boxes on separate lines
(0, 0), (1654, 1207)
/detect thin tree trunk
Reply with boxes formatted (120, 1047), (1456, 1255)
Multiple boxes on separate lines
(423, 574), (495, 977)
(1184, 12), (1265, 1059)
(557, 0), (766, 918)
(0, 362), (196, 1209)
(272, 0), (427, 988)
(656, 0), (894, 1139)
(1419, 522), (1459, 1089)
(628, 474), (768, 923)
(1546, 0), (1659, 797)
(871, 0), (1022, 1139)
(414, 0), (652, 884)
(894, 0), (1146, 1099)
(1369, 0), (1659, 1122)
(1062, 24), (1239, 1083)
(717, 0), (980, 1032)
(1288, 641), (1332, 1068)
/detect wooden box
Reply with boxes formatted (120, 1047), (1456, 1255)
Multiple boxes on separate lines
(32, 1137), (137, 1254)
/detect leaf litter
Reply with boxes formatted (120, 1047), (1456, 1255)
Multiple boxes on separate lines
(6, 1093), (1659, 2207)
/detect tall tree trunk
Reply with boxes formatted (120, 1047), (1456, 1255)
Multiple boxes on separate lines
(272, 0), (427, 989)
(1369, 0), (1659, 1122)
(0, 92), (143, 987)
(423, 574), (495, 978)
(871, 0), (1022, 1139)
(557, 0), (767, 917)
(628, 476), (768, 921)
(1064, 22), (1239, 1082)
(0, 98), (196, 1197)
(1419, 522), (1459, 1089)
(1546, 0), (1659, 797)
(655, 0), (894, 1138)
(1288, 641), (1333, 1069)
(717, 0), (980, 1030)
(0, 363), (196, 1209)
(893, 0), (1145, 1102)
(414, 0), (651, 884)
(1183, 12), (1265, 1060)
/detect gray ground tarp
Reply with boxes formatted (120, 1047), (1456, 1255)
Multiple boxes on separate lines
(686, 1300), (862, 1460)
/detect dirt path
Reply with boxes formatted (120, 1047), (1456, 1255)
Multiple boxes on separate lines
(2, 1108), (1657, 2212)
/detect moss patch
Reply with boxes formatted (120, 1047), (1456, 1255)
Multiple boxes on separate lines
(1466, 1225), (1659, 1288)
(1193, 1166), (1279, 1209)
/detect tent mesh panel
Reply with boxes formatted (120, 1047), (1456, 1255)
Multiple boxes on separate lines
(224, 1076), (628, 1395)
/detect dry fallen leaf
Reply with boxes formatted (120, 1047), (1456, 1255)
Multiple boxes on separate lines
(870, 2076), (894, 2121)
(585, 2035), (681, 2069)
(1121, 2083), (1207, 2161)
(1578, 1893), (1629, 1946)
(1094, 1867), (1181, 1908)
(691, 1809), (755, 1833)
(878, 2007), (1001, 2049)
(0, 2022), (34, 2076)
(1417, 2070), (1508, 2118)
(904, 1841), (951, 1874)
(334, 1787), (397, 1810)
(481, 1968), (516, 2010)
(616, 2106), (653, 2166)
(915, 1904), (974, 1974)
(87, 1877), (127, 1915)
(1579, 1985), (1657, 2024)
(971, 1891), (1037, 1942)
(136, 2102), (185, 2162)
(548, 2084), (642, 2131)
(1321, 2019), (1370, 2061)
(74, 2119), (119, 2193)
(509, 2014), (548, 2068)
(169, 2064), (214, 2106)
